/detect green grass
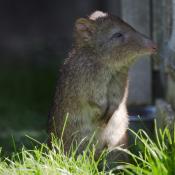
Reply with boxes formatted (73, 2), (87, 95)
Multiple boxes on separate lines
(0, 124), (174, 175)
(0, 136), (112, 175)
(121, 124), (175, 175)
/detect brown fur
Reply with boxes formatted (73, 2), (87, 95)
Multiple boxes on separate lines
(48, 11), (156, 159)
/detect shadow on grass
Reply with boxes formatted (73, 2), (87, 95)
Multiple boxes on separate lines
(0, 61), (61, 156)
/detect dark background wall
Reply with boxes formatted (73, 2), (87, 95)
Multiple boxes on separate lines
(0, 0), (121, 63)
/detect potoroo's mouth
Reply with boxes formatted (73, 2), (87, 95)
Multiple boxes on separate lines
(144, 39), (157, 54)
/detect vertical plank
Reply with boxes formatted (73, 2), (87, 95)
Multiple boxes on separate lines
(166, 0), (175, 109)
(152, 0), (172, 69)
(121, 0), (152, 106)
(152, 0), (172, 99)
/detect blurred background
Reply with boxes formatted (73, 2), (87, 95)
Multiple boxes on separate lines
(0, 0), (175, 155)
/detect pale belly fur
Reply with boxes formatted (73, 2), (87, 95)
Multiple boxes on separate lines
(100, 83), (128, 150)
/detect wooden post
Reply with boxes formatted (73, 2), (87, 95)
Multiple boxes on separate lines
(121, 0), (152, 106)
(153, 0), (175, 132)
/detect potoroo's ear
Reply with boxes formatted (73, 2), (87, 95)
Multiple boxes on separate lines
(75, 18), (96, 42)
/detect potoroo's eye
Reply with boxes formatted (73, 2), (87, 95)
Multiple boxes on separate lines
(110, 32), (123, 40)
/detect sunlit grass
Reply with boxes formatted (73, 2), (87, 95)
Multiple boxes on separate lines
(0, 122), (174, 175)
(121, 123), (175, 175)
(0, 135), (112, 175)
